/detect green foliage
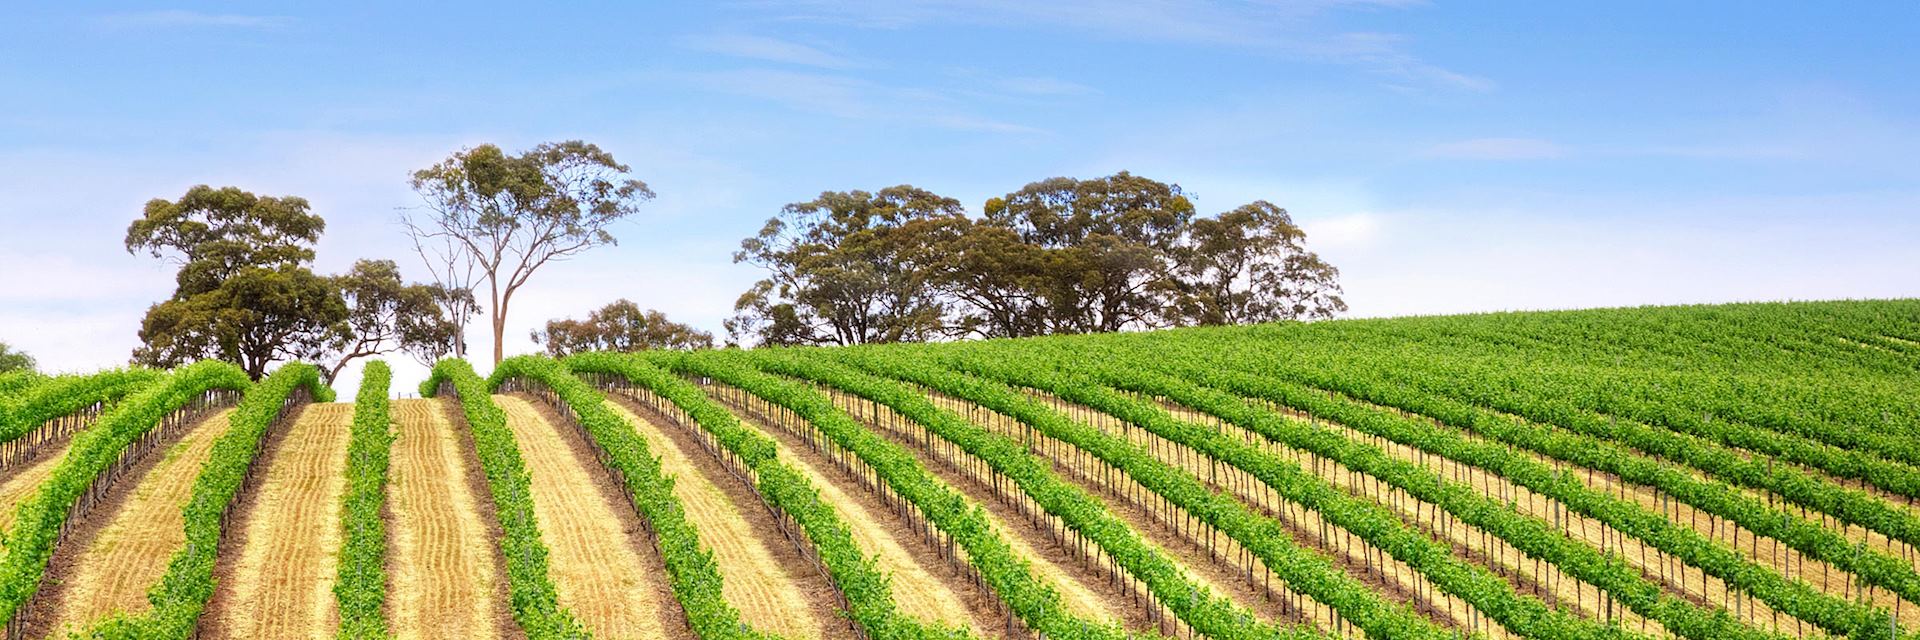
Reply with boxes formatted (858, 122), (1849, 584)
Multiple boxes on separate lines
(532, 300), (714, 356)
(421, 359), (587, 639)
(749, 349), (1313, 640)
(832, 348), (1449, 640)
(1169, 200), (1345, 324)
(1094, 364), (1763, 640)
(0, 342), (34, 374)
(972, 171), (1197, 335)
(854, 299), (1917, 640)
(0, 370), (42, 398)
(408, 141), (655, 365)
(323, 260), (465, 384)
(124, 186), (326, 284)
(669, 349), (1140, 640)
(563, 352), (968, 640)
(1186, 356), (1907, 639)
(0, 368), (163, 440)
(84, 362), (330, 638)
(490, 356), (770, 639)
(126, 186), (346, 379)
(728, 172), (1347, 346)
(1081, 315), (1919, 640)
(0, 359), (251, 627)
(133, 259), (345, 380)
(337, 360), (394, 639)
(728, 186), (968, 346)
(927, 344), (1714, 640)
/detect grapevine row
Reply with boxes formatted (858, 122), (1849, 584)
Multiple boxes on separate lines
(1198, 342), (1920, 624)
(1136, 345), (1912, 640)
(667, 349), (1139, 640)
(563, 351), (972, 640)
(754, 348), (1312, 639)
(82, 362), (330, 638)
(421, 359), (588, 639)
(833, 348), (1460, 640)
(913, 346), (1709, 640)
(489, 355), (776, 640)
(0, 368), (163, 470)
(960, 340), (1778, 640)
(1353, 356), (1920, 598)
(0, 360), (249, 633)
(1324, 334), (1920, 559)
(336, 361), (394, 640)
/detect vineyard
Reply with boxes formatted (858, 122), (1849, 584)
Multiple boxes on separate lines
(0, 299), (1913, 639)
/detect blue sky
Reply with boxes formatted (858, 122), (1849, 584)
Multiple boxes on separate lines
(2, 1), (1916, 390)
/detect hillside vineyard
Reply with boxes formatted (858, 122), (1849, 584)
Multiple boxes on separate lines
(0, 301), (1914, 639)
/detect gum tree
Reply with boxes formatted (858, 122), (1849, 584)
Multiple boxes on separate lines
(406, 140), (653, 365)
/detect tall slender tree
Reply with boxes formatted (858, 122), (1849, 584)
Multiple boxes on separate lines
(405, 140), (653, 365)
(401, 210), (482, 360)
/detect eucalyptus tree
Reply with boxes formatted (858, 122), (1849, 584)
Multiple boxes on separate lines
(406, 140), (653, 364)
(728, 185), (966, 346)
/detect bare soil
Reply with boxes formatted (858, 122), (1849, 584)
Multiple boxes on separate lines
(20, 408), (235, 637)
(496, 394), (692, 640)
(604, 395), (844, 639)
(201, 402), (354, 638)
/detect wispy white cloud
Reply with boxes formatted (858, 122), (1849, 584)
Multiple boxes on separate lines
(946, 68), (1099, 97)
(675, 68), (1046, 133)
(683, 33), (861, 68)
(1318, 32), (1494, 92)
(681, 68), (875, 118)
(745, 0), (1482, 91)
(1304, 212), (1383, 249)
(94, 10), (289, 30)
(754, 0), (1412, 41)
(1426, 137), (1565, 160)
(926, 114), (1047, 134)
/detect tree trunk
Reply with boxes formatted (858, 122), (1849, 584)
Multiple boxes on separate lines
(492, 312), (506, 366)
(490, 278), (506, 366)
(325, 359), (348, 386)
(492, 289), (516, 367)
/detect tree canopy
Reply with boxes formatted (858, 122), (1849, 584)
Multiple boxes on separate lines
(964, 171), (1196, 335)
(730, 171), (1346, 346)
(128, 185), (467, 380)
(728, 186), (966, 346)
(126, 186), (345, 379)
(533, 299), (712, 356)
(0, 342), (33, 373)
(322, 259), (466, 383)
(1171, 200), (1347, 324)
(406, 140), (654, 365)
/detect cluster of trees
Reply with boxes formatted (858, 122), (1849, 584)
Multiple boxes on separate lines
(126, 186), (468, 382)
(726, 172), (1345, 346)
(117, 141), (1343, 378)
(125, 140), (655, 379)
(531, 299), (714, 356)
